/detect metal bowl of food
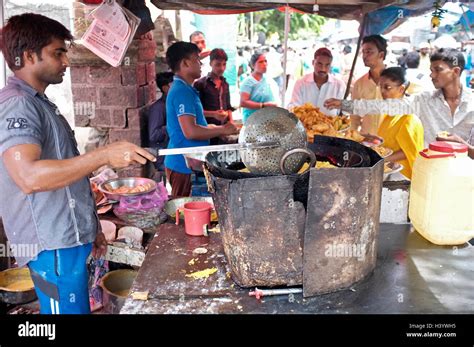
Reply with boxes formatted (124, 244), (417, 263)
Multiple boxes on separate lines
(0, 267), (37, 304)
(98, 177), (157, 201)
(383, 161), (403, 180)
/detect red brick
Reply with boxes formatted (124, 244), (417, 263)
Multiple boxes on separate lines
(137, 40), (157, 63)
(121, 67), (137, 86)
(148, 81), (157, 104)
(137, 85), (147, 107)
(89, 66), (122, 84)
(99, 86), (137, 107)
(126, 107), (148, 130)
(136, 63), (146, 86)
(70, 66), (89, 84)
(73, 100), (96, 124)
(138, 48), (156, 63)
(111, 109), (127, 128)
(127, 108), (141, 130)
(146, 62), (156, 83)
(108, 129), (141, 145)
(138, 39), (154, 50)
(71, 86), (97, 103)
(74, 113), (90, 127)
(90, 108), (112, 127)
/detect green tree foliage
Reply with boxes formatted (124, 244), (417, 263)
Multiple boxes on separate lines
(253, 9), (326, 40)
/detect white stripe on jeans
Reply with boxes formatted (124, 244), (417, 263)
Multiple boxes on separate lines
(55, 300), (60, 315)
(50, 298), (55, 314)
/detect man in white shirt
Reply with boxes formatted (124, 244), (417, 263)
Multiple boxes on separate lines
(190, 31), (211, 77)
(287, 47), (346, 116)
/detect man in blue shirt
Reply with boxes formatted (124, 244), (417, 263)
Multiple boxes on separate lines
(0, 13), (156, 314)
(165, 42), (238, 197)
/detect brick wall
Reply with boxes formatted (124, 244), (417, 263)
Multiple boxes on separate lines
(69, 38), (158, 177)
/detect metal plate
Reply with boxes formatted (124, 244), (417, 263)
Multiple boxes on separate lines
(98, 177), (157, 201)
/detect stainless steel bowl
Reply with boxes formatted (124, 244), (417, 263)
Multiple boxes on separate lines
(98, 177), (157, 201)
(164, 196), (213, 220)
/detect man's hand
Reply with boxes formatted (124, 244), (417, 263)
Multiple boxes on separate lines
(436, 132), (467, 145)
(199, 50), (211, 59)
(214, 110), (229, 122)
(221, 122), (239, 136)
(103, 142), (156, 169)
(324, 98), (342, 110)
(92, 231), (107, 259)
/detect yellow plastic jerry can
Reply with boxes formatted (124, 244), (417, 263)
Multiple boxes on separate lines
(409, 141), (474, 245)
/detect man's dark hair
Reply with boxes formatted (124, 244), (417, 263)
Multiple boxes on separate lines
(166, 41), (199, 72)
(210, 48), (228, 62)
(381, 67), (408, 86)
(362, 35), (387, 60)
(156, 72), (174, 93)
(406, 51), (420, 69)
(314, 47), (332, 60)
(0, 13), (73, 71)
(430, 48), (465, 73)
(189, 30), (204, 42)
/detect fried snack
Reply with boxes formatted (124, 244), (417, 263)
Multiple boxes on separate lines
(315, 161), (337, 169)
(106, 182), (155, 194)
(437, 131), (450, 138)
(344, 130), (365, 142)
(373, 146), (392, 158)
(292, 103), (350, 139)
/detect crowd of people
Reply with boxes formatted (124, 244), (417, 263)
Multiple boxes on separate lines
(146, 32), (472, 197)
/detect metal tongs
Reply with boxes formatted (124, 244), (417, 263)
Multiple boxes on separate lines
(155, 141), (280, 158)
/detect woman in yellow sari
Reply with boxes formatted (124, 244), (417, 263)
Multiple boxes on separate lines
(375, 67), (424, 179)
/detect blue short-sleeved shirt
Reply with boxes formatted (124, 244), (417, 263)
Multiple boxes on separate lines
(165, 76), (209, 174)
(0, 77), (99, 267)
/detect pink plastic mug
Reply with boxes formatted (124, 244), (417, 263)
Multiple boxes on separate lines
(176, 201), (213, 236)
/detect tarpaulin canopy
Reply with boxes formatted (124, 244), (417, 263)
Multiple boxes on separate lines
(151, 1), (458, 23)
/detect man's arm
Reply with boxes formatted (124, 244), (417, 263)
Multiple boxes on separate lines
(203, 110), (228, 122)
(178, 115), (237, 141)
(2, 141), (156, 194)
(436, 133), (474, 159)
(324, 95), (418, 116)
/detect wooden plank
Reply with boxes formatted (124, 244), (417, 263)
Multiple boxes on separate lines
(130, 223), (235, 299)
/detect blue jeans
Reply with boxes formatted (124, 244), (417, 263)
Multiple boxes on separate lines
(28, 243), (92, 314)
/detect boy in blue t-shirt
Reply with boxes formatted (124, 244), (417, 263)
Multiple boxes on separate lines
(165, 42), (238, 197)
